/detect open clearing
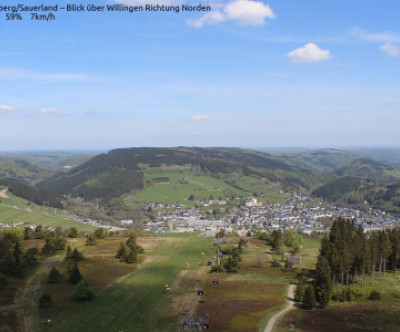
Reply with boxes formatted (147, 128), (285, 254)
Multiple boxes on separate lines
(125, 170), (288, 205)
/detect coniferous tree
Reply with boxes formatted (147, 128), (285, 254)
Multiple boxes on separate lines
(73, 279), (95, 301)
(68, 262), (83, 284)
(294, 277), (306, 302)
(302, 284), (316, 310)
(315, 257), (332, 308)
(47, 267), (61, 283)
(389, 228), (400, 274)
(71, 248), (85, 261)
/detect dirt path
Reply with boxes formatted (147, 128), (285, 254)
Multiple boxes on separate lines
(263, 283), (296, 332)
(0, 188), (8, 198)
(19, 257), (62, 332)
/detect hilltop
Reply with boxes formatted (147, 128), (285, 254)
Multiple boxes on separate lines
(37, 147), (325, 203)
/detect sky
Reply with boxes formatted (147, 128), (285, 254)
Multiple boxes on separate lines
(0, 0), (399, 150)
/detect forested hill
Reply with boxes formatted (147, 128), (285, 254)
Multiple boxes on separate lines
(334, 158), (400, 185)
(37, 147), (324, 202)
(0, 179), (64, 209)
(0, 158), (53, 185)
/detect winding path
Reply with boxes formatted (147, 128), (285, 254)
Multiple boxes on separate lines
(263, 283), (296, 332)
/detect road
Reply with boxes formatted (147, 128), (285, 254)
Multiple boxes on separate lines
(263, 283), (296, 332)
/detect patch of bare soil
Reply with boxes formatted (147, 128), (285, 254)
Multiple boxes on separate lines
(0, 310), (19, 331)
(0, 288), (18, 307)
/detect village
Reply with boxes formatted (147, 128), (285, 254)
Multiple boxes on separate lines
(143, 194), (400, 236)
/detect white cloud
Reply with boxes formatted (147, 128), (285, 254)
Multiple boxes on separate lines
(187, 0), (275, 27)
(34, 107), (61, 117)
(0, 105), (14, 112)
(287, 43), (331, 64)
(0, 67), (93, 82)
(380, 43), (399, 57)
(352, 27), (400, 43)
(192, 114), (211, 121)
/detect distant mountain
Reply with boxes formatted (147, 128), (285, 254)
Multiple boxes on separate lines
(272, 149), (360, 174)
(37, 147), (325, 203)
(334, 158), (400, 185)
(0, 158), (53, 185)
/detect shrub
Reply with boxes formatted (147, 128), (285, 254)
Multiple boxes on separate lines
(369, 290), (381, 301)
(39, 294), (53, 309)
(271, 260), (281, 267)
(85, 235), (97, 246)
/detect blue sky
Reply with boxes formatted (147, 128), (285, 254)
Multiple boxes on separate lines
(0, 0), (399, 150)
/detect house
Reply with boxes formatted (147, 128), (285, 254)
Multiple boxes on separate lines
(121, 219), (133, 225)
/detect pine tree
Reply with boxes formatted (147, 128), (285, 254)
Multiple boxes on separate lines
(73, 279), (95, 301)
(389, 228), (400, 274)
(294, 277), (305, 302)
(68, 262), (83, 284)
(315, 257), (332, 308)
(302, 284), (316, 310)
(72, 248), (85, 261)
(47, 267), (61, 283)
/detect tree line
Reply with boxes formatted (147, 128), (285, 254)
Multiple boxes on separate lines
(297, 217), (400, 309)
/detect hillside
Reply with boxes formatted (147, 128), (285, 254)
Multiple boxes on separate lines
(334, 158), (400, 184)
(0, 190), (94, 231)
(312, 176), (400, 214)
(0, 158), (53, 184)
(37, 147), (325, 203)
(312, 176), (375, 201)
(0, 179), (64, 209)
(273, 149), (360, 174)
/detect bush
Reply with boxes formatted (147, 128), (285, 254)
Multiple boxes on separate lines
(0, 325), (12, 332)
(0, 274), (8, 290)
(271, 260), (281, 268)
(85, 235), (97, 246)
(39, 294), (53, 309)
(344, 287), (352, 302)
(369, 290), (381, 301)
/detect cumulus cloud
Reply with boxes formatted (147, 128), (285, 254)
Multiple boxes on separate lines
(287, 43), (331, 64)
(187, 0), (275, 27)
(192, 114), (211, 121)
(380, 43), (399, 57)
(0, 105), (14, 112)
(34, 107), (61, 117)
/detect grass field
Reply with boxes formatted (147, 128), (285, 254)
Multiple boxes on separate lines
(126, 172), (244, 205)
(195, 238), (297, 331)
(0, 192), (95, 231)
(40, 235), (215, 332)
(32, 235), (304, 332)
(126, 171), (288, 206)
